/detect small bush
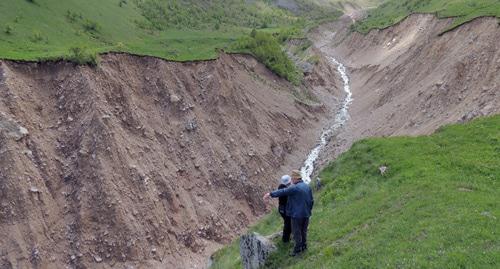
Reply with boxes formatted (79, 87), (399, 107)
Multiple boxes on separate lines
(66, 46), (98, 66)
(119, 0), (127, 7)
(82, 19), (101, 34)
(4, 24), (13, 35)
(115, 42), (126, 51)
(30, 30), (45, 42)
(66, 10), (83, 23)
(250, 28), (257, 38)
(25, 0), (36, 3)
(307, 55), (320, 65)
(232, 31), (302, 85)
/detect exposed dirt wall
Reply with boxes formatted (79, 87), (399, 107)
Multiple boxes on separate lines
(0, 53), (339, 269)
(311, 14), (500, 163)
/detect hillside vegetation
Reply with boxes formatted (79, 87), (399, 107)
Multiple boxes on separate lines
(230, 30), (303, 85)
(354, 0), (500, 33)
(0, 0), (344, 62)
(211, 115), (500, 268)
(0, 0), (349, 83)
(0, 0), (284, 61)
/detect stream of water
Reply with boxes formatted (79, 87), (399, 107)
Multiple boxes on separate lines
(300, 57), (353, 184)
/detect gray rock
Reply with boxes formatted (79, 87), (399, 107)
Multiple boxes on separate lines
(240, 232), (276, 269)
(29, 187), (41, 193)
(93, 254), (103, 263)
(298, 61), (314, 74)
(460, 110), (483, 123)
(0, 114), (29, 141)
(378, 165), (388, 176)
(170, 94), (181, 103)
(185, 119), (198, 132)
(275, 0), (299, 13)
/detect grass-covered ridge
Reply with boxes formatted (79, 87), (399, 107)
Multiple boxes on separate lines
(0, 0), (344, 62)
(354, 0), (500, 33)
(0, 0), (347, 83)
(211, 115), (500, 268)
(0, 0), (291, 62)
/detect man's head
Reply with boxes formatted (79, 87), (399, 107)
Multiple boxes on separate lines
(291, 170), (302, 184)
(280, 175), (291, 186)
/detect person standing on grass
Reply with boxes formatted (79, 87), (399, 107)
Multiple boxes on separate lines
(277, 175), (292, 243)
(263, 170), (314, 256)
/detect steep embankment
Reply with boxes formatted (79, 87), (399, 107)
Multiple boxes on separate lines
(211, 13), (499, 269)
(0, 53), (341, 268)
(214, 114), (500, 269)
(311, 13), (500, 163)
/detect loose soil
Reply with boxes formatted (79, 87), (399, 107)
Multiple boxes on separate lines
(310, 14), (500, 166)
(0, 53), (341, 268)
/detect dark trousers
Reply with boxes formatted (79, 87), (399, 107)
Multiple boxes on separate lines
(280, 212), (292, 243)
(291, 217), (309, 253)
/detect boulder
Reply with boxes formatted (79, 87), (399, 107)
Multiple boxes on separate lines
(170, 94), (181, 103)
(0, 113), (29, 141)
(378, 165), (388, 176)
(239, 232), (276, 269)
(185, 119), (198, 132)
(298, 61), (314, 74)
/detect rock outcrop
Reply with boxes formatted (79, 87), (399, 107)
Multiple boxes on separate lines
(239, 233), (277, 269)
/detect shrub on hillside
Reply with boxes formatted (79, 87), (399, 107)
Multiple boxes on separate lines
(307, 55), (320, 65)
(135, 0), (296, 31)
(30, 30), (45, 43)
(66, 10), (83, 23)
(232, 31), (302, 85)
(82, 19), (101, 34)
(4, 24), (13, 35)
(65, 46), (98, 66)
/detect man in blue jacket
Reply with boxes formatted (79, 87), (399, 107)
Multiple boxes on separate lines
(263, 170), (314, 256)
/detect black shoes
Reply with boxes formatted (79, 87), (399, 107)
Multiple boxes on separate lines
(290, 244), (308, 257)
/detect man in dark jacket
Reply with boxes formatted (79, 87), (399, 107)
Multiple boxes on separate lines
(278, 175), (292, 243)
(264, 170), (314, 256)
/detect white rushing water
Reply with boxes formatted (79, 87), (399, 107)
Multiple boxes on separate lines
(301, 57), (353, 184)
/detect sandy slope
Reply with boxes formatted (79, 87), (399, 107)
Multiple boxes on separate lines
(310, 14), (500, 165)
(0, 53), (341, 268)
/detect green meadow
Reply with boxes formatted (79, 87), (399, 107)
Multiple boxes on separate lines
(0, 0), (342, 62)
(0, 0), (266, 61)
(0, 0), (346, 82)
(354, 0), (500, 33)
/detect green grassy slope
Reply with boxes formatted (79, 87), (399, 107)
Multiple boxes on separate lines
(211, 115), (500, 268)
(354, 0), (500, 33)
(0, 0), (345, 63)
(0, 0), (288, 61)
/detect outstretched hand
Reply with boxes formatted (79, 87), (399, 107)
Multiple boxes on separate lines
(263, 192), (271, 200)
